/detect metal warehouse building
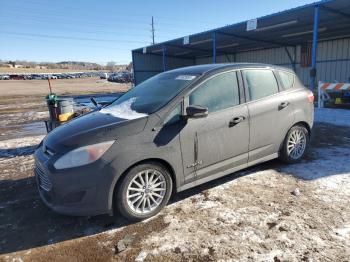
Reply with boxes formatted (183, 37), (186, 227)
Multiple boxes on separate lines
(132, 0), (350, 89)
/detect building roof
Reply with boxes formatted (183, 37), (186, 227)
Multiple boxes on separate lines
(133, 0), (350, 59)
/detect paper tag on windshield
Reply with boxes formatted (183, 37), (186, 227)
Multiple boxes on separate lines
(175, 75), (196, 81)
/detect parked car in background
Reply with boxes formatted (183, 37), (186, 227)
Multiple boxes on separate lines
(34, 63), (314, 221)
(31, 74), (43, 80)
(9, 74), (25, 80)
(108, 71), (133, 83)
(0, 74), (10, 80)
(23, 75), (33, 80)
(100, 73), (109, 79)
(0, 71), (115, 80)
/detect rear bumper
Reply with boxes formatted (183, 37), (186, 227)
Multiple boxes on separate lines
(34, 146), (116, 216)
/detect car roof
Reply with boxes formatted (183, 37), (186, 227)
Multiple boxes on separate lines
(166, 63), (294, 75)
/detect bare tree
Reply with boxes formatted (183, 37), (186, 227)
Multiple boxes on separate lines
(106, 61), (116, 71)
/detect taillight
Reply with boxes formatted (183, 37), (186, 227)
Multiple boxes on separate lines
(307, 93), (314, 103)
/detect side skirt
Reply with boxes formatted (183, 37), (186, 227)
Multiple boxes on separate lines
(177, 153), (278, 192)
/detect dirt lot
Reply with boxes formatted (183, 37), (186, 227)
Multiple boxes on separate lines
(0, 78), (130, 97)
(0, 78), (130, 141)
(0, 80), (349, 261)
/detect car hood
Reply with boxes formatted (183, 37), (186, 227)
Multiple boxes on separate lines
(44, 110), (148, 152)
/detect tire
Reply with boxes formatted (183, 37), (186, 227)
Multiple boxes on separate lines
(279, 125), (309, 164)
(115, 162), (173, 221)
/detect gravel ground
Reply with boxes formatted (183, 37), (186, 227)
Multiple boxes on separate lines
(0, 77), (129, 97)
(0, 100), (349, 261)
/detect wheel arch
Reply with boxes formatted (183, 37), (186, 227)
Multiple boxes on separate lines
(109, 158), (177, 214)
(293, 121), (312, 137)
(279, 121), (312, 152)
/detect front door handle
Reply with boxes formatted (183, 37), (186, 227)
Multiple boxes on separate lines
(279, 101), (289, 110)
(229, 116), (245, 127)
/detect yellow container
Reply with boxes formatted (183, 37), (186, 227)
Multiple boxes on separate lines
(58, 112), (74, 122)
(335, 98), (342, 104)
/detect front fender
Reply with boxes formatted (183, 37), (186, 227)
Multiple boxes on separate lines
(105, 134), (183, 213)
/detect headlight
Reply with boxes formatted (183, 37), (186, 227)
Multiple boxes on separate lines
(54, 141), (114, 169)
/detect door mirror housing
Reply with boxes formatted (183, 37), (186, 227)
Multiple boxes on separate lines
(185, 105), (208, 119)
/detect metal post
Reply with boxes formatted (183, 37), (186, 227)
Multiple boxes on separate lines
(162, 45), (166, 72)
(318, 81), (322, 108)
(310, 5), (320, 90)
(212, 31), (217, 63)
(151, 16), (155, 45)
(293, 45), (297, 72)
(131, 51), (137, 86)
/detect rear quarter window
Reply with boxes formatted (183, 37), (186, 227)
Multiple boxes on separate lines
(278, 71), (295, 90)
(243, 69), (279, 101)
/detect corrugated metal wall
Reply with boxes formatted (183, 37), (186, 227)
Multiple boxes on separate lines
(132, 52), (162, 84)
(133, 52), (194, 84)
(133, 37), (350, 86)
(315, 38), (350, 83)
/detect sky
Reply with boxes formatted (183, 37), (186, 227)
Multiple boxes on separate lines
(0, 0), (317, 65)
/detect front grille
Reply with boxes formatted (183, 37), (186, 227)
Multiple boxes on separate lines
(36, 165), (52, 191)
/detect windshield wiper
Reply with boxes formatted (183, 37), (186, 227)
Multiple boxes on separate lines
(90, 97), (99, 107)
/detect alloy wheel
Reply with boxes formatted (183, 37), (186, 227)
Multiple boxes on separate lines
(126, 169), (167, 214)
(287, 129), (307, 159)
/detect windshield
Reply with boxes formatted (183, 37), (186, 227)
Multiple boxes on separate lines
(101, 72), (199, 116)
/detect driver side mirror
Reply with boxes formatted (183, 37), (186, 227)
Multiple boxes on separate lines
(185, 105), (208, 119)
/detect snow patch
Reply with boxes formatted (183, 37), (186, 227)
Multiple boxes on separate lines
(100, 97), (147, 120)
(0, 111), (48, 126)
(333, 225), (350, 242)
(195, 200), (221, 210)
(280, 146), (350, 200)
(0, 135), (44, 150)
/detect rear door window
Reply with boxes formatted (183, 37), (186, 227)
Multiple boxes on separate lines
(278, 71), (295, 90)
(243, 69), (279, 101)
(189, 71), (240, 113)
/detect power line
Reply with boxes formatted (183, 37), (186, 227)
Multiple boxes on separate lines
(1, 9), (211, 33)
(0, 35), (134, 51)
(3, 0), (219, 26)
(0, 31), (149, 44)
(1, 9), (207, 29)
(0, 13), (202, 37)
(0, 36), (133, 64)
(0, 19), (175, 39)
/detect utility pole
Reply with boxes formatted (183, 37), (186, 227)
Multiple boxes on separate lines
(151, 16), (155, 45)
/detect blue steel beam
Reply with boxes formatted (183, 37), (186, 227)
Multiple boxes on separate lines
(131, 51), (137, 85)
(212, 32), (217, 63)
(162, 45), (166, 72)
(216, 31), (294, 48)
(310, 5), (320, 90)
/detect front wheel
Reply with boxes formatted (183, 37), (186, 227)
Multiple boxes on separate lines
(279, 125), (309, 163)
(115, 162), (173, 221)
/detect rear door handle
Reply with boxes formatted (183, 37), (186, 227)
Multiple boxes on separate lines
(279, 101), (289, 110)
(229, 116), (245, 127)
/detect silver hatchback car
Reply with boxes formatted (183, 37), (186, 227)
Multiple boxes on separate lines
(34, 63), (314, 221)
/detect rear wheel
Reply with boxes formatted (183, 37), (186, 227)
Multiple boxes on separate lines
(279, 125), (309, 163)
(115, 162), (173, 221)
